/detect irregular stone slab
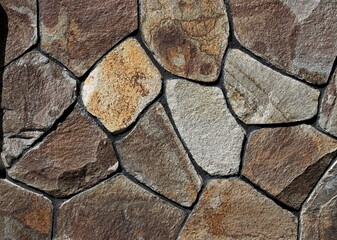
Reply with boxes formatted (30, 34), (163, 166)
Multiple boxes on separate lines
(141, 0), (229, 82)
(166, 79), (244, 175)
(243, 125), (337, 209)
(0, 179), (53, 239)
(82, 38), (162, 133)
(2, 51), (77, 167)
(56, 175), (185, 240)
(230, 0), (337, 85)
(40, 0), (137, 76)
(116, 103), (201, 207)
(178, 179), (297, 240)
(224, 49), (320, 124)
(8, 108), (118, 197)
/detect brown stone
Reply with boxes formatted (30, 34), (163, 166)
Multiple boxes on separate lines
(82, 38), (162, 134)
(40, 0), (138, 76)
(2, 51), (77, 167)
(0, 179), (53, 239)
(178, 178), (297, 240)
(56, 175), (185, 240)
(8, 107), (118, 197)
(230, 0), (337, 85)
(141, 0), (229, 82)
(243, 125), (337, 209)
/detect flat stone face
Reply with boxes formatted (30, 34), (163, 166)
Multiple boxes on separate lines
(243, 125), (337, 209)
(224, 49), (319, 124)
(141, 0), (229, 82)
(230, 0), (337, 85)
(40, 0), (138, 76)
(0, 180), (53, 239)
(8, 108), (118, 198)
(56, 175), (185, 240)
(116, 103), (201, 207)
(82, 38), (162, 134)
(166, 79), (244, 175)
(2, 51), (77, 167)
(178, 179), (297, 240)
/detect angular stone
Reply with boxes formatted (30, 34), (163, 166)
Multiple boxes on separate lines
(56, 175), (185, 240)
(2, 51), (77, 167)
(116, 103), (201, 207)
(166, 79), (244, 175)
(0, 179), (53, 239)
(8, 108), (118, 197)
(224, 49), (320, 124)
(230, 0), (337, 85)
(40, 0), (137, 76)
(82, 38), (162, 133)
(243, 125), (337, 209)
(178, 179), (297, 240)
(141, 0), (229, 82)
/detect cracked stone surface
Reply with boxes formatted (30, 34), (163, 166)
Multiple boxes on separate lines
(141, 0), (229, 82)
(8, 107), (118, 197)
(1, 51), (77, 167)
(56, 175), (185, 240)
(82, 38), (162, 134)
(116, 103), (201, 207)
(39, 0), (138, 76)
(166, 79), (244, 175)
(178, 179), (297, 240)
(243, 125), (337, 209)
(223, 49), (320, 124)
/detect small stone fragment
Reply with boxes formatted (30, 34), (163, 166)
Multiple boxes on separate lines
(178, 178), (297, 240)
(243, 125), (337, 209)
(82, 38), (162, 134)
(0, 179), (53, 239)
(141, 0), (229, 82)
(230, 0), (337, 84)
(2, 51), (77, 167)
(8, 108), (118, 197)
(116, 103), (201, 207)
(39, 0), (138, 76)
(56, 175), (185, 240)
(223, 49), (319, 124)
(166, 79), (244, 175)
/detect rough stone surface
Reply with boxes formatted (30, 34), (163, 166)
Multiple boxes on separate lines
(39, 0), (138, 76)
(82, 38), (162, 134)
(141, 0), (229, 82)
(56, 175), (185, 240)
(2, 51), (77, 167)
(166, 79), (244, 175)
(224, 49), (320, 124)
(8, 108), (118, 197)
(0, 179), (53, 239)
(243, 125), (337, 209)
(178, 179), (297, 240)
(116, 103), (201, 207)
(230, 0), (337, 85)
(301, 160), (337, 240)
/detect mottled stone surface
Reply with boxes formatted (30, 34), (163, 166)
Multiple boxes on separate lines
(243, 125), (337, 209)
(179, 179), (297, 240)
(141, 0), (229, 82)
(116, 103), (201, 207)
(40, 0), (138, 76)
(8, 108), (118, 197)
(56, 175), (185, 240)
(2, 51), (77, 167)
(230, 0), (337, 85)
(0, 179), (53, 239)
(82, 38), (162, 134)
(166, 79), (244, 175)
(224, 49), (319, 124)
